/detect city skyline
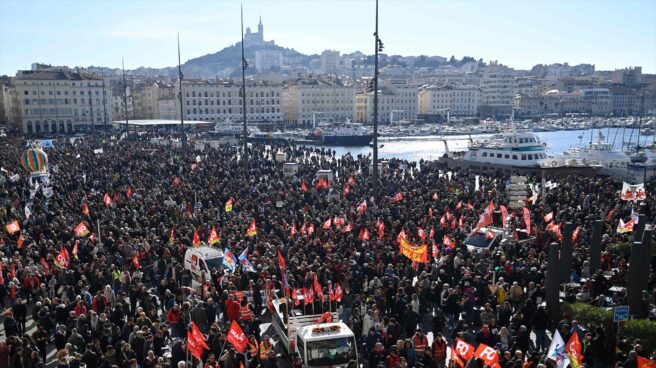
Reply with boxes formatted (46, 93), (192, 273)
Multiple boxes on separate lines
(1, 0), (655, 75)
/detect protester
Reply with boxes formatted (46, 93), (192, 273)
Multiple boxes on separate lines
(0, 135), (654, 368)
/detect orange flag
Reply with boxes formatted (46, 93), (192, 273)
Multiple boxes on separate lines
(208, 226), (219, 245)
(17, 234), (24, 249)
(82, 201), (90, 217)
(246, 220), (257, 237)
(5, 220), (20, 235)
(103, 193), (112, 207)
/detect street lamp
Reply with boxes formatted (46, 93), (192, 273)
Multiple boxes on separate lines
(372, 0), (384, 200)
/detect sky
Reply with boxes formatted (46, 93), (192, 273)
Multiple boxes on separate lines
(1, 0), (655, 75)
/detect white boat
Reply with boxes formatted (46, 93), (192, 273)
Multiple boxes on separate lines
(557, 140), (631, 178)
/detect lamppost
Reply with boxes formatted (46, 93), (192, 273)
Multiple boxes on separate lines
(178, 33), (186, 152)
(241, 4), (249, 171)
(372, 0), (384, 200)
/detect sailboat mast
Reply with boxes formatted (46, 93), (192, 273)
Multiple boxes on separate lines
(241, 4), (248, 171)
(178, 33), (185, 151)
(122, 57), (129, 137)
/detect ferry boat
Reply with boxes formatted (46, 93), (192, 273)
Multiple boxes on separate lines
(440, 130), (601, 176)
(306, 120), (374, 146)
(208, 119), (244, 138)
(557, 140), (631, 178)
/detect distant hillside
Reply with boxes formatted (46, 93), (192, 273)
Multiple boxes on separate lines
(175, 42), (305, 78)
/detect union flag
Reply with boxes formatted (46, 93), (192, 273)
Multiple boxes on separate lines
(208, 226), (219, 245)
(246, 219), (257, 237)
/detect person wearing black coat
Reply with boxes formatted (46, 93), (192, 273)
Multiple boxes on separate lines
(170, 341), (186, 366)
(3, 313), (19, 338)
(368, 343), (386, 368)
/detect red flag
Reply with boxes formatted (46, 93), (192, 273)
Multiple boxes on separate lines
(486, 229), (496, 240)
(544, 211), (554, 222)
(432, 193), (438, 201)
(344, 184), (351, 196)
(246, 219), (257, 237)
(418, 227), (426, 241)
(474, 343), (501, 368)
(358, 228), (370, 241)
(301, 182), (308, 192)
(226, 321), (248, 353)
(132, 254), (140, 269)
(103, 193), (112, 207)
(127, 186), (134, 198)
(485, 200), (495, 215)
(467, 201), (474, 211)
(340, 223), (352, 233)
(191, 322), (209, 349)
(432, 243), (439, 259)
(356, 200), (367, 215)
(456, 201), (463, 211)
(637, 356), (656, 368)
(10, 264), (15, 280)
(328, 282), (335, 301)
(606, 207), (617, 222)
(523, 207), (531, 235)
(304, 287), (315, 305)
(173, 177), (182, 188)
(572, 226), (582, 242)
(428, 208), (434, 218)
(376, 221), (385, 240)
(17, 234), (24, 249)
(290, 225), (297, 237)
(307, 224), (315, 235)
(459, 215), (464, 229)
(315, 177), (330, 189)
(323, 218), (332, 229)
(82, 201), (90, 217)
(397, 229), (407, 243)
(392, 192), (403, 203)
(39, 258), (49, 275)
(451, 346), (462, 368)
(192, 229), (200, 247)
(348, 176), (356, 186)
(455, 339), (475, 361)
(566, 332), (584, 364)
(74, 222), (90, 237)
(500, 205), (509, 228)
(54, 248), (69, 269)
(5, 220), (20, 235)
(450, 217), (457, 230)
(72, 241), (79, 259)
(292, 289), (300, 306)
(300, 223), (307, 235)
(334, 283), (343, 302)
(186, 330), (204, 359)
(443, 235), (455, 249)
(440, 215), (447, 227)
(429, 227), (435, 242)
(333, 217), (345, 227)
(313, 275), (324, 303)
(208, 226), (219, 245)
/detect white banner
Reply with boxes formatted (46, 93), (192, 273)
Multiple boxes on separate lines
(621, 182), (646, 201)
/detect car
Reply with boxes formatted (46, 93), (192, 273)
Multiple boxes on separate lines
(464, 226), (534, 254)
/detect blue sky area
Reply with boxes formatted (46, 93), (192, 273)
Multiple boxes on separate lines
(0, 0), (654, 74)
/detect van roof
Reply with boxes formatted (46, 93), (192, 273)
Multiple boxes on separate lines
(296, 322), (354, 342)
(187, 246), (224, 258)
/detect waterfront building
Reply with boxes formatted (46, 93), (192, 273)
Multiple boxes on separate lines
(5, 64), (112, 135)
(283, 76), (355, 127)
(418, 84), (479, 121)
(176, 79), (282, 123)
(480, 61), (515, 118)
(355, 82), (417, 124)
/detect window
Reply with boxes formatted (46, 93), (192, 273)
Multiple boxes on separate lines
(497, 153), (502, 158)
(521, 154), (526, 160)
(482, 152), (487, 157)
(504, 154), (510, 159)
(528, 154), (533, 160)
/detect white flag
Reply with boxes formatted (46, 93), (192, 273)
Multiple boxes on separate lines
(547, 330), (570, 368)
(24, 206), (31, 220)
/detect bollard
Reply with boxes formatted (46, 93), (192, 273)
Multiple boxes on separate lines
(559, 222), (574, 284)
(627, 240), (646, 317)
(547, 242), (560, 322)
(589, 220), (603, 275)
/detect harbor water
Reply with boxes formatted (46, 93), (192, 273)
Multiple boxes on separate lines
(303, 128), (655, 163)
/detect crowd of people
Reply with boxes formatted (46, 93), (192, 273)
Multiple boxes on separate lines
(0, 133), (654, 368)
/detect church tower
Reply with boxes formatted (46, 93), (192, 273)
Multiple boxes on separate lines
(257, 16), (263, 41)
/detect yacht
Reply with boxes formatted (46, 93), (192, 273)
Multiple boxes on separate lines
(208, 119), (244, 138)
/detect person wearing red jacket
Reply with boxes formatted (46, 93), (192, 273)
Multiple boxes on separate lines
(225, 295), (241, 324)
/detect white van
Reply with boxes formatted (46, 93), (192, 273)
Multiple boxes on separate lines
(184, 246), (224, 282)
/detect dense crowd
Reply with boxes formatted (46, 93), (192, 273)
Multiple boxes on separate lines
(0, 133), (654, 368)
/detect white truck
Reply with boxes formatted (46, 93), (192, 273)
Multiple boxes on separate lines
(271, 298), (358, 368)
(184, 246), (224, 283)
